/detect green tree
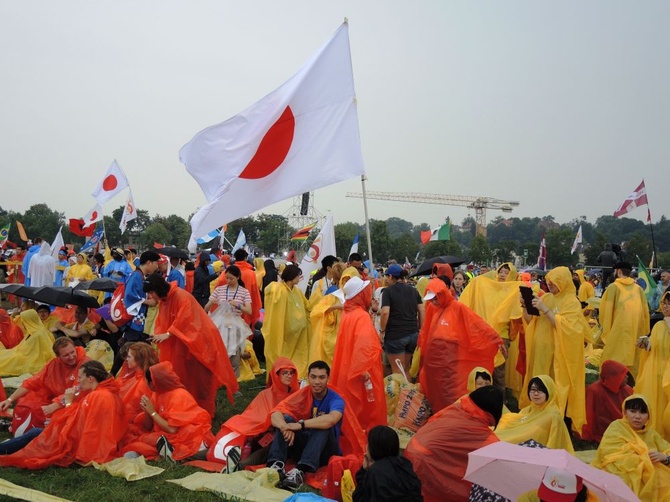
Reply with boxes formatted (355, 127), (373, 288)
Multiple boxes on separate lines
(492, 240), (518, 263)
(154, 214), (191, 249)
(334, 222), (361, 260)
(19, 204), (66, 244)
(140, 223), (171, 249)
(545, 228), (576, 267)
(389, 233), (419, 263)
(103, 216), (122, 247)
(424, 239), (462, 259)
(255, 214), (290, 255)
(386, 217), (413, 239)
(624, 232), (653, 265)
(468, 235), (491, 264)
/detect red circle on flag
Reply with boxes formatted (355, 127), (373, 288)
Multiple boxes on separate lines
(91, 212), (98, 220)
(103, 175), (118, 191)
(239, 106), (295, 179)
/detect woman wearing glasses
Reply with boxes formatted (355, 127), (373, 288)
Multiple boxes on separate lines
(494, 375), (574, 452)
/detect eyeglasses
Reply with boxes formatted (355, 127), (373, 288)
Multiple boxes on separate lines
(279, 370), (296, 377)
(529, 387), (544, 394)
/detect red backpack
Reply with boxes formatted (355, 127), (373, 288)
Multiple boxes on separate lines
(322, 454), (363, 501)
(109, 282), (133, 326)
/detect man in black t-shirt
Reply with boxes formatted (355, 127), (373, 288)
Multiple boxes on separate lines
(379, 264), (424, 374)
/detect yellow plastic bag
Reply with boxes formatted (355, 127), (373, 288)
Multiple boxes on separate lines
(341, 468), (355, 502)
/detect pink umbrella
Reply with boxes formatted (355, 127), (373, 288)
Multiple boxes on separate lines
(465, 442), (640, 502)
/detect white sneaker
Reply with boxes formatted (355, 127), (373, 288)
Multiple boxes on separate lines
(282, 467), (304, 491)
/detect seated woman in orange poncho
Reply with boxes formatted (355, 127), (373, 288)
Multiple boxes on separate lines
(0, 308), (24, 349)
(0, 360), (126, 469)
(121, 361), (214, 461)
(592, 394), (670, 502)
(495, 375), (575, 453)
(117, 342), (159, 422)
(404, 386), (504, 502)
(417, 278), (502, 413)
(208, 357), (299, 468)
(582, 359), (633, 442)
(142, 274), (238, 417)
(330, 276), (386, 433)
(0, 309), (55, 376)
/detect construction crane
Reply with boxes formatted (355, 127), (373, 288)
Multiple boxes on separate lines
(345, 191), (520, 237)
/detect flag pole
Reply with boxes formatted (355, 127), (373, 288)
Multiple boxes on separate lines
(360, 175), (374, 268)
(648, 209), (657, 270)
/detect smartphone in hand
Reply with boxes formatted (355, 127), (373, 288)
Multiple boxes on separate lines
(520, 286), (540, 316)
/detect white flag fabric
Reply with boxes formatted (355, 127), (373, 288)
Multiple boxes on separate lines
(231, 230), (247, 254)
(570, 225), (582, 255)
(50, 226), (65, 260)
(349, 232), (359, 258)
(180, 22), (365, 252)
(119, 191), (137, 234)
(82, 203), (104, 228)
(297, 214), (336, 293)
(91, 160), (130, 205)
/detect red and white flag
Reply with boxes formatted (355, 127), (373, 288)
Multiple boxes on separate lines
(82, 203), (103, 229)
(570, 225), (582, 255)
(119, 191), (137, 234)
(536, 230), (547, 271)
(297, 214), (336, 293)
(613, 180), (648, 218)
(180, 22), (365, 251)
(92, 160), (129, 205)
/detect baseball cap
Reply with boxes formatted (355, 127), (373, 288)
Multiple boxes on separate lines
(423, 291), (436, 301)
(537, 468), (583, 502)
(385, 264), (403, 278)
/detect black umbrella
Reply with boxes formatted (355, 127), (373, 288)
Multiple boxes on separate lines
(155, 247), (190, 261)
(411, 256), (468, 277)
(0, 284), (99, 309)
(74, 278), (119, 292)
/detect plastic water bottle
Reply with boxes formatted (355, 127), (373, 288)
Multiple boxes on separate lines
(241, 441), (252, 460)
(364, 379), (375, 402)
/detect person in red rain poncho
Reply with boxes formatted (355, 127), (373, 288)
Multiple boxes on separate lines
(418, 278), (503, 413)
(117, 342), (159, 423)
(582, 359), (633, 442)
(0, 360), (126, 469)
(143, 274), (238, 416)
(0, 309), (24, 349)
(405, 385), (504, 502)
(330, 276), (386, 433)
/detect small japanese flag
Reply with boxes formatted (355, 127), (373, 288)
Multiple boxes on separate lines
(92, 160), (129, 205)
(119, 191), (138, 234)
(82, 203), (103, 229)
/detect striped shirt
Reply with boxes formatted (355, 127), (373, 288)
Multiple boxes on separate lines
(210, 285), (251, 315)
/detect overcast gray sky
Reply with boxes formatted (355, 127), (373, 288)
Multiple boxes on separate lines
(2, 1), (668, 233)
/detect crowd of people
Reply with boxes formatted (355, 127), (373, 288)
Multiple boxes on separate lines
(0, 239), (668, 502)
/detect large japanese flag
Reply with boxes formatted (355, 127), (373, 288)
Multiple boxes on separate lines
(91, 160), (129, 205)
(180, 22), (365, 251)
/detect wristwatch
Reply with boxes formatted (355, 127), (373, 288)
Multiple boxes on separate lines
(298, 419), (306, 430)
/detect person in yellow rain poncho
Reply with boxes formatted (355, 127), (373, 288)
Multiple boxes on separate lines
(600, 262), (650, 373)
(415, 275), (429, 299)
(237, 340), (262, 382)
(463, 366), (511, 414)
(65, 252), (95, 286)
(460, 262), (522, 397)
(592, 394), (670, 502)
(307, 255), (340, 311)
(519, 266), (588, 435)
(495, 375), (575, 453)
(262, 264), (311, 379)
(635, 292), (670, 439)
(308, 263), (349, 366)
(574, 269), (596, 303)
(254, 257), (265, 293)
(0, 310), (55, 376)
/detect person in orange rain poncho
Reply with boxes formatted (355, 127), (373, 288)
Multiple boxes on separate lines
(330, 276), (386, 432)
(574, 269), (596, 303)
(208, 357), (299, 468)
(495, 375), (575, 453)
(635, 291), (670, 439)
(142, 275), (238, 416)
(262, 264), (311, 379)
(582, 360), (633, 442)
(117, 342), (158, 423)
(0, 337), (90, 434)
(0, 308), (24, 349)
(418, 278), (503, 413)
(0, 309), (55, 376)
(519, 266), (589, 435)
(592, 394), (670, 502)
(122, 361), (214, 461)
(0, 360), (125, 469)
(404, 386), (504, 502)
(308, 263), (348, 366)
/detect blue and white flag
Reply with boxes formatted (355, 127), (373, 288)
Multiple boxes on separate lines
(196, 228), (220, 244)
(349, 232), (359, 258)
(231, 229), (246, 254)
(80, 227), (104, 253)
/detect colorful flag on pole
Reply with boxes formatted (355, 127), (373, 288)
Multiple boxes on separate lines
(613, 180), (649, 218)
(119, 191), (137, 234)
(80, 227), (105, 253)
(91, 160), (130, 205)
(196, 229), (221, 245)
(50, 226), (65, 260)
(297, 214), (336, 293)
(16, 221), (28, 242)
(636, 256), (657, 302)
(649, 252), (655, 270)
(0, 223), (9, 248)
(570, 225), (582, 255)
(349, 232), (359, 257)
(290, 222), (317, 242)
(231, 230), (247, 254)
(181, 23), (365, 252)
(82, 203), (104, 228)
(420, 223), (450, 245)
(69, 218), (95, 238)
(536, 230), (547, 271)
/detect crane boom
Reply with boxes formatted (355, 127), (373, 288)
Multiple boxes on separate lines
(345, 191), (520, 237)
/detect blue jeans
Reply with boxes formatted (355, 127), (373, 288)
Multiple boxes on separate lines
(267, 415), (339, 472)
(0, 427), (42, 454)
